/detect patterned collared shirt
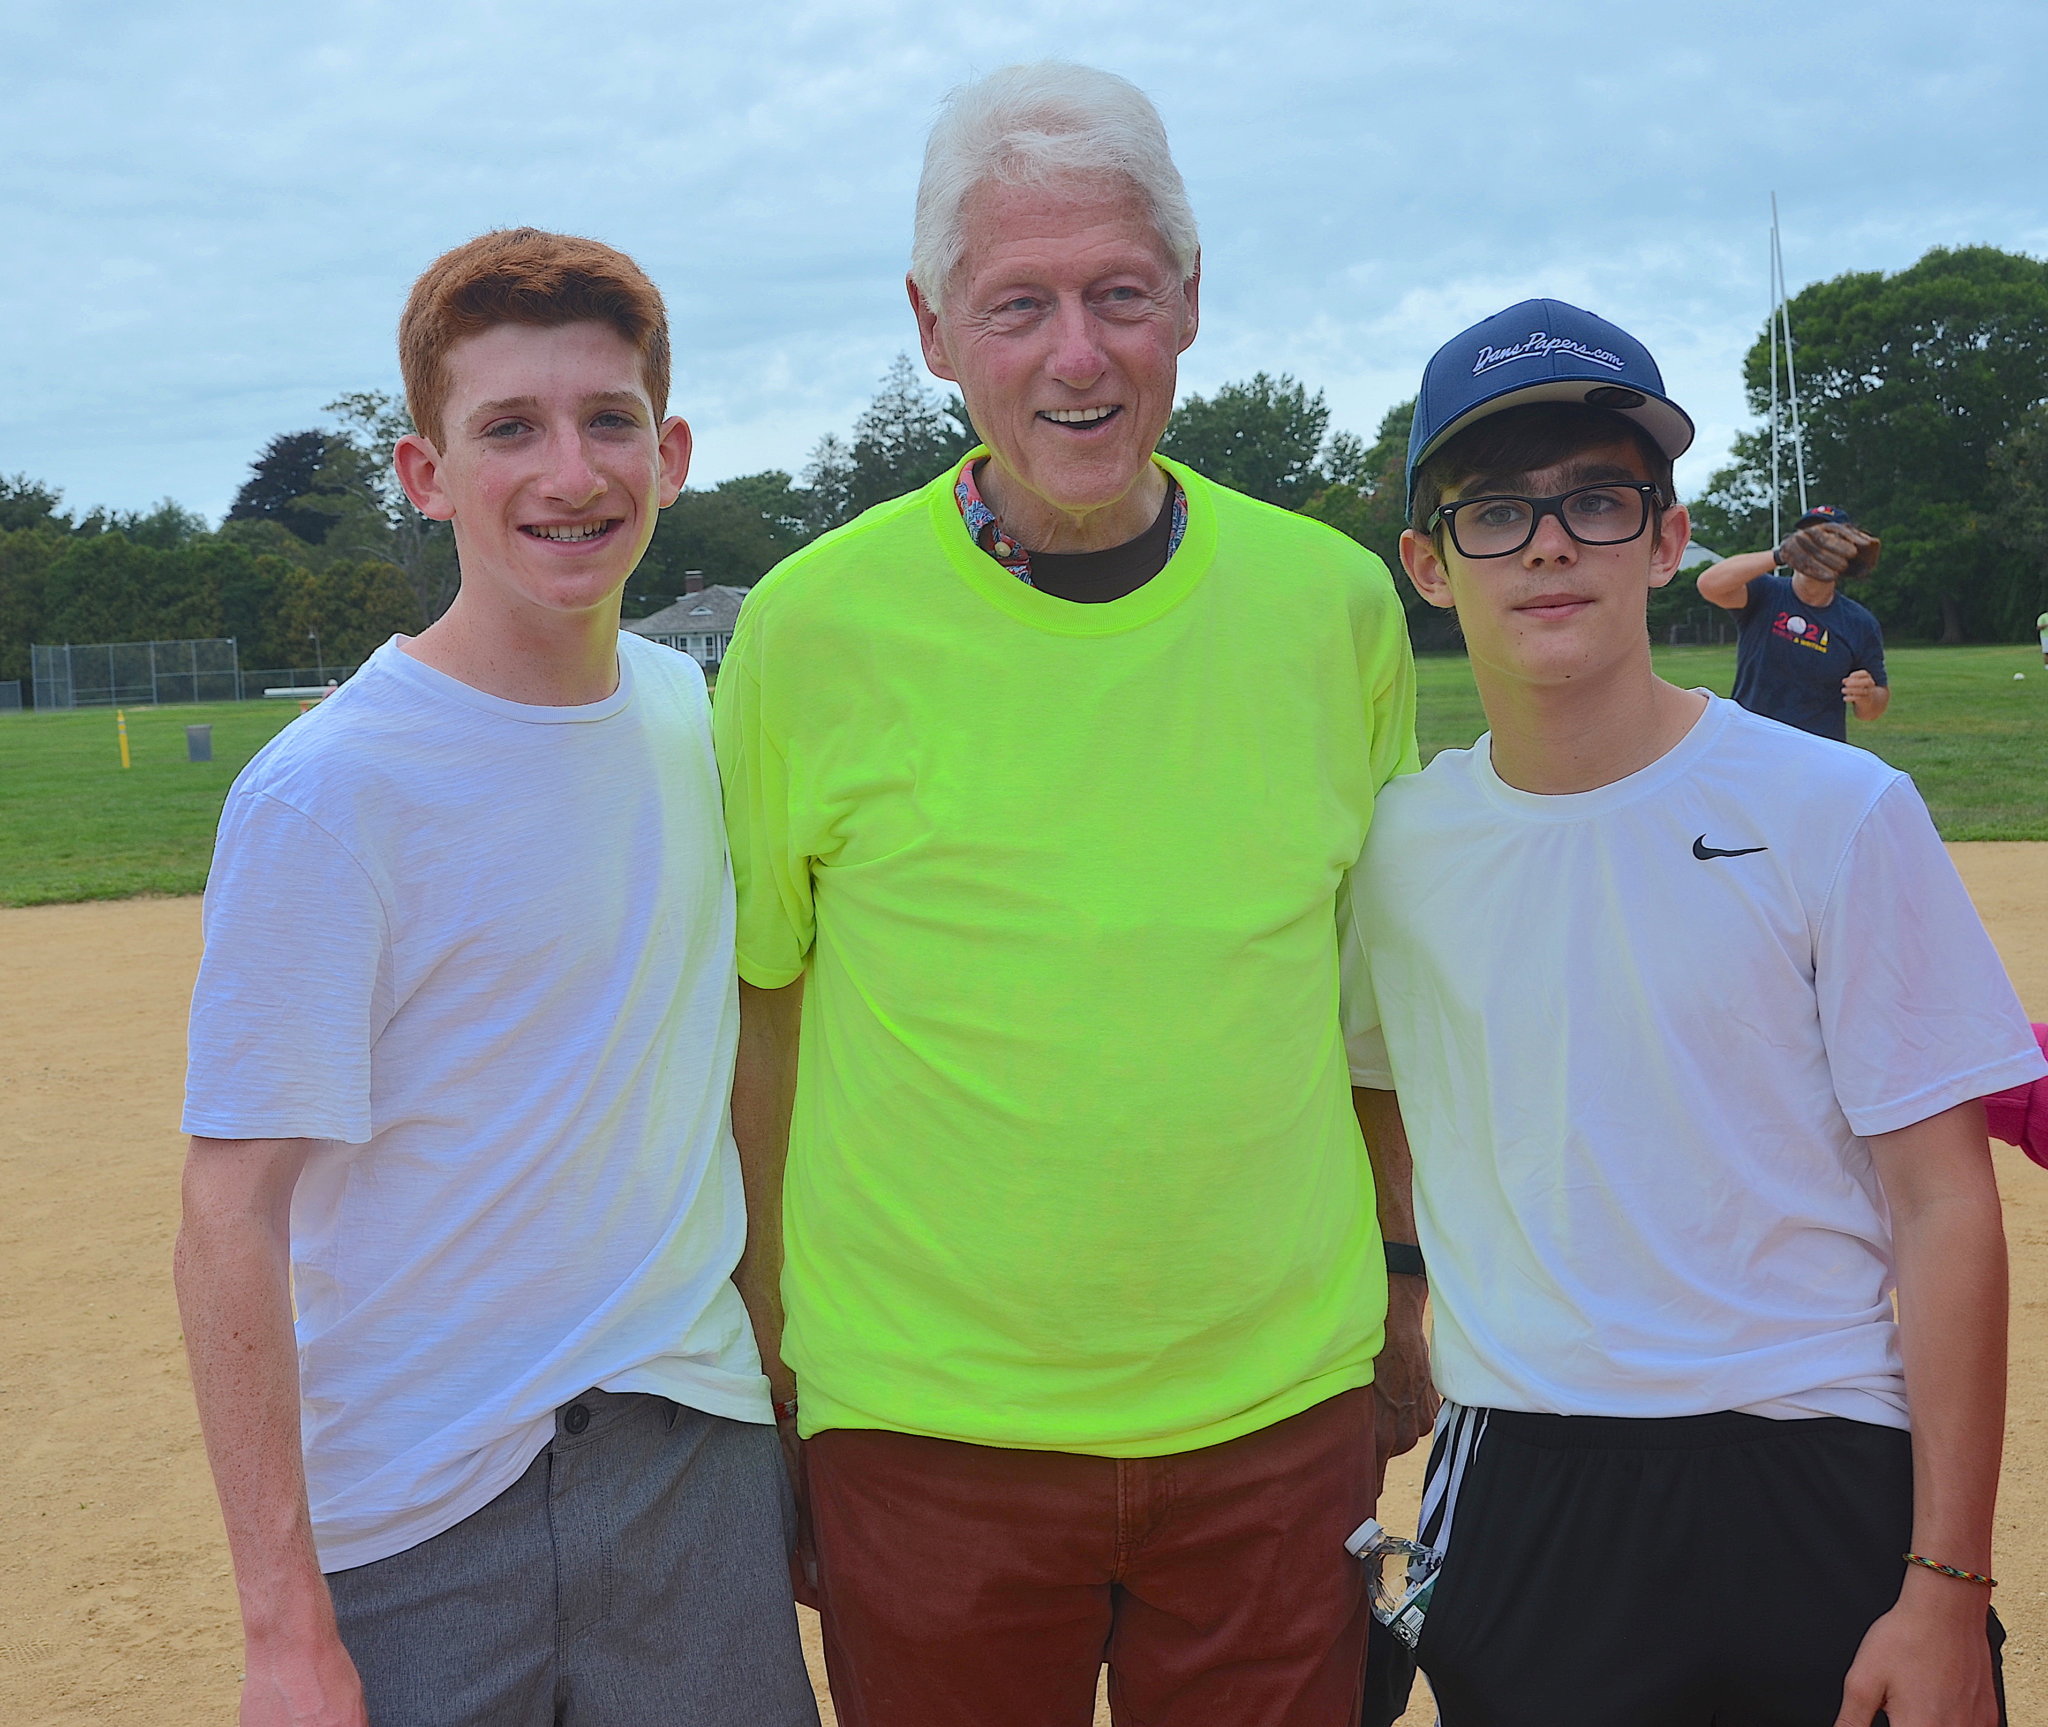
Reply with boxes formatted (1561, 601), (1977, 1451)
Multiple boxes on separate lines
(952, 458), (1186, 588)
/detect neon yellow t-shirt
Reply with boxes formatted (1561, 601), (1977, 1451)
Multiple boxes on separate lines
(714, 455), (1418, 1455)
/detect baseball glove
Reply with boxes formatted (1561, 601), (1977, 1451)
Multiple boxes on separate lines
(1776, 521), (1881, 582)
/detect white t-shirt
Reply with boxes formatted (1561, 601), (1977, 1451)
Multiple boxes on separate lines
(184, 634), (768, 1571)
(1342, 695), (2045, 1429)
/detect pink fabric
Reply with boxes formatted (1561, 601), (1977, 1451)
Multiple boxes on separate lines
(1983, 1025), (2048, 1170)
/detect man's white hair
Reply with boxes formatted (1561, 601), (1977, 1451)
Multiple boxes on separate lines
(910, 61), (1199, 311)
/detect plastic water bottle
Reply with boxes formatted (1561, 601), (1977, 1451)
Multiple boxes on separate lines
(1346, 1518), (1443, 1650)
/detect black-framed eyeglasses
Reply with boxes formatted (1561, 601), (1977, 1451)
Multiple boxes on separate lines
(1428, 482), (1665, 560)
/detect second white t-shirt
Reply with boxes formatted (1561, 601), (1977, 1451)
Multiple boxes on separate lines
(1343, 695), (2044, 1428)
(184, 634), (767, 1570)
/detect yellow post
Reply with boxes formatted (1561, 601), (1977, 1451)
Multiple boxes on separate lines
(116, 708), (131, 770)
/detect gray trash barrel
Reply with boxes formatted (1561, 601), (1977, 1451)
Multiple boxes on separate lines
(185, 724), (213, 763)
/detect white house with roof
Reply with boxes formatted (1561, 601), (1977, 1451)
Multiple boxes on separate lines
(623, 576), (748, 669)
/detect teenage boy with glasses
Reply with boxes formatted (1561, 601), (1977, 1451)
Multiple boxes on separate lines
(1340, 299), (2043, 1727)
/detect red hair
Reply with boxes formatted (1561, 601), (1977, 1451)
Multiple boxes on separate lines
(399, 228), (671, 446)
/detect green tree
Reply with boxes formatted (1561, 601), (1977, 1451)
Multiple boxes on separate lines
(800, 356), (975, 534)
(41, 534), (232, 644)
(22, 532), (410, 679)
(800, 432), (858, 537)
(217, 551), (298, 662)
(267, 558), (422, 670)
(1690, 245), (2048, 641)
(0, 526), (58, 686)
(1989, 403), (2048, 625)
(74, 498), (210, 548)
(213, 398), (458, 628)
(1684, 423), (1774, 556)
(848, 354), (975, 516)
(1301, 399), (1411, 563)
(285, 436), (392, 551)
(1298, 398), (1461, 648)
(323, 391), (456, 621)
(1319, 430), (1372, 490)
(3, 515), (282, 691)
(226, 431), (352, 545)
(1160, 372), (1337, 508)
(0, 451), (428, 693)
(715, 469), (811, 541)
(0, 479), (73, 687)
(0, 474), (68, 534)
(628, 473), (812, 615)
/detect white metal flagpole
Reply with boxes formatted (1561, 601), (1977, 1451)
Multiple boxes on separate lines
(1772, 192), (1811, 518)
(1769, 196), (1783, 548)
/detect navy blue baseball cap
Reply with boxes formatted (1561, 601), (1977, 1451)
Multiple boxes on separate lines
(1406, 299), (1694, 512)
(1793, 504), (1856, 531)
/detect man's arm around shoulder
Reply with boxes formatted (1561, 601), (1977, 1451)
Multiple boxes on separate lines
(175, 1137), (367, 1727)
(1696, 549), (1777, 611)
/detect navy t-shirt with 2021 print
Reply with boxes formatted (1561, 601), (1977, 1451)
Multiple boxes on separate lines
(1731, 572), (1888, 743)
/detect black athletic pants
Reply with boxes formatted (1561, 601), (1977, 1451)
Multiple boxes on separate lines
(1377, 1407), (2005, 1727)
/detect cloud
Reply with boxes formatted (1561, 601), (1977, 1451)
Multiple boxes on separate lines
(2, 0), (2042, 521)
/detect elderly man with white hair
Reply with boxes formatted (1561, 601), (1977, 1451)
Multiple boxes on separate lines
(715, 62), (1424, 1727)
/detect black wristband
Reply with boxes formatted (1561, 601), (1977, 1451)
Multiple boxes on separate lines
(1384, 1241), (1426, 1279)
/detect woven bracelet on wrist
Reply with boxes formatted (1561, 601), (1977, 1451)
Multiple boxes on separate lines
(1902, 1552), (1996, 1588)
(774, 1397), (799, 1423)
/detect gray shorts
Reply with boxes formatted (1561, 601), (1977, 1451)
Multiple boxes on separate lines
(325, 1388), (820, 1727)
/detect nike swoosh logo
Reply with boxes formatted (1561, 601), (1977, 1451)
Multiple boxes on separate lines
(1693, 836), (1768, 860)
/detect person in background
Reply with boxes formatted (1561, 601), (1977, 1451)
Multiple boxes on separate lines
(1696, 503), (1887, 740)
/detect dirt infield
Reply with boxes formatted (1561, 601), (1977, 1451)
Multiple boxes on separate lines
(2, 845), (2042, 1725)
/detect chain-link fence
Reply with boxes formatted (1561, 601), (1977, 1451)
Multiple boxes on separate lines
(1661, 606), (1737, 647)
(31, 639), (243, 709)
(0, 680), (21, 711)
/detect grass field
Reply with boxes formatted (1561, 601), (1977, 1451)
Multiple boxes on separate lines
(1415, 644), (2048, 841)
(1, 644), (2042, 907)
(0, 701), (302, 906)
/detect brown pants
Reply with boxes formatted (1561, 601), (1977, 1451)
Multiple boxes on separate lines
(803, 1389), (1376, 1727)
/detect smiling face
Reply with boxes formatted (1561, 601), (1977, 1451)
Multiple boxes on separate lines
(394, 319), (690, 621)
(912, 173), (1198, 549)
(1400, 438), (1691, 694)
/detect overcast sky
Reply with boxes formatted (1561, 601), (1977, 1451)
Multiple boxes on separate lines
(4, 0), (2043, 524)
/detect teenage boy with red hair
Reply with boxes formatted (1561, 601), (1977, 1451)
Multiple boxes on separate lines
(1343, 300), (2044, 1727)
(175, 229), (818, 1727)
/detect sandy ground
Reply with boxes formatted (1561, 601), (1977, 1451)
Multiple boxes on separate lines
(1, 843), (2042, 1726)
